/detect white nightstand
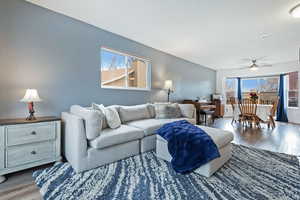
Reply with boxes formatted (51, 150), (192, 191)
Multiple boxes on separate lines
(0, 117), (61, 183)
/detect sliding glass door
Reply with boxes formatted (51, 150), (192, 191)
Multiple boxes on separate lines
(224, 72), (299, 109)
(241, 77), (279, 105)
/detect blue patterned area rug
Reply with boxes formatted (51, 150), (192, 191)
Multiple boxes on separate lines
(33, 144), (300, 200)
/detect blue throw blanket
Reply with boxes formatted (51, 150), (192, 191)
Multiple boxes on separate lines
(156, 120), (220, 174)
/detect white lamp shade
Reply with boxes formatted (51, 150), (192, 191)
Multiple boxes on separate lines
(164, 80), (173, 90)
(20, 89), (42, 102)
(290, 4), (300, 18)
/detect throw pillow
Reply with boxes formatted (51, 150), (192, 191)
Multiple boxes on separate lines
(92, 103), (121, 129)
(92, 103), (108, 129)
(70, 105), (103, 140)
(118, 104), (151, 123)
(146, 103), (156, 118)
(104, 107), (121, 129)
(154, 103), (182, 119)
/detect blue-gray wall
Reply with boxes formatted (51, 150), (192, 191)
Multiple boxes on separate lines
(0, 0), (216, 119)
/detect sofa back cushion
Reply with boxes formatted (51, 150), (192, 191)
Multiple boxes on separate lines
(154, 103), (182, 119)
(178, 104), (195, 119)
(118, 104), (151, 123)
(70, 105), (103, 140)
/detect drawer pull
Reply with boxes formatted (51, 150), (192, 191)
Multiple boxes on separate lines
(31, 131), (37, 135)
(31, 151), (37, 155)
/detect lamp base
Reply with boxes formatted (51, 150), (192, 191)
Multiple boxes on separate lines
(167, 89), (174, 102)
(26, 102), (36, 121)
(26, 114), (36, 121)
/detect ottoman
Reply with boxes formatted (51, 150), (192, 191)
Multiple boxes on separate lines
(156, 126), (234, 177)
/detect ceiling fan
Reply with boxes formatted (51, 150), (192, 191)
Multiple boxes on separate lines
(236, 57), (272, 71)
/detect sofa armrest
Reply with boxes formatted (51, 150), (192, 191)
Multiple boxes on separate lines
(61, 112), (88, 169)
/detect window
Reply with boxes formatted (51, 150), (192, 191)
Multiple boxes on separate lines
(100, 47), (151, 90)
(225, 78), (237, 104)
(287, 71), (298, 107)
(241, 77), (279, 105)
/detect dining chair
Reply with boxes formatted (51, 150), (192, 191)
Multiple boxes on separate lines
(238, 98), (260, 128)
(267, 98), (279, 129)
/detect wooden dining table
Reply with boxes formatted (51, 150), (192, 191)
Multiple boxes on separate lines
(233, 104), (273, 122)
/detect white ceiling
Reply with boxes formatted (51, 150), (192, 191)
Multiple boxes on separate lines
(26, 0), (300, 70)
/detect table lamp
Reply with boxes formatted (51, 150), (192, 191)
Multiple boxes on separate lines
(164, 80), (174, 102)
(20, 89), (42, 120)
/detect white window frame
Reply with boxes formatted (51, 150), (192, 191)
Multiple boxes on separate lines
(224, 78), (237, 104)
(100, 47), (151, 91)
(225, 76), (280, 105)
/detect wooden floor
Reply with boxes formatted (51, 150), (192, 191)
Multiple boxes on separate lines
(0, 118), (299, 200)
(212, 118), (300, 156)
(0, 164), (50, 200)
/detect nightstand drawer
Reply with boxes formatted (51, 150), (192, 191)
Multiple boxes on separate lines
(6, 123), (55, 146)
(7, 141), (55, 168)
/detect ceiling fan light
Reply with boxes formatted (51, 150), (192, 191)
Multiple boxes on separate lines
(250, 66), (258, 71)
(290, 4), (300, 18)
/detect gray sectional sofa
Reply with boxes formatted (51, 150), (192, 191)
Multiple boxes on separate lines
(62, 103), (196, 173)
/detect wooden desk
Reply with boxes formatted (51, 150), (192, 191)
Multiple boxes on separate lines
(212, 99), (225, 118)
(182, 100), (215, 124)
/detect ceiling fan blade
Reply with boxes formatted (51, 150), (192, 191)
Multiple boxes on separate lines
(255, 56), (268, 61)
(239, 66), (251, 69)
(241, 58), (253, 62)
(230, 66), (250, 70)
(220, 66), (249, 70)
(256, 63), (269, 65)
(241, 56), (268, 63)
(222, 64), (272, 70)
(259, 64), (272, 67)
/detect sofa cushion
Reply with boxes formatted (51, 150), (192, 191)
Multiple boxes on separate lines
(198, 126), (233, 148)
(126, 118), (195, 136)
(118, 104), (151, 123)
(154, 103), (182, 119)
(70, 105), (104, 140)
(88, 125), (144, 149)
(156, 125), (233, 149)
